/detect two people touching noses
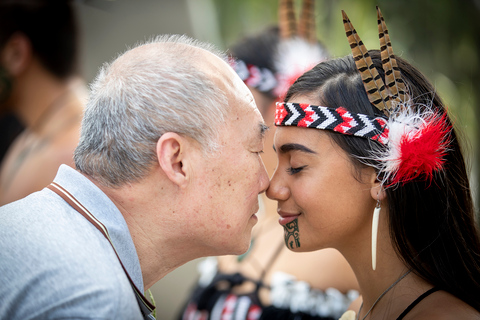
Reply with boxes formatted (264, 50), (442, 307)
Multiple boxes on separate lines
(1, 1), (479, 319)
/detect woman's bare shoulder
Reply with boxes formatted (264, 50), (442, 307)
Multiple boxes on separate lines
(406, 290), (479, 319)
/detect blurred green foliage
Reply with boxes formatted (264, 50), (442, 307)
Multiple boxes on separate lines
(212, 0), (480, 209)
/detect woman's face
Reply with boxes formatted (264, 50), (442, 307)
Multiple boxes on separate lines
(266, 99), (378, 253)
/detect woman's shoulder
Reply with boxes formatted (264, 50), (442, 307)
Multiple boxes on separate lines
(405, 289), (479, 319)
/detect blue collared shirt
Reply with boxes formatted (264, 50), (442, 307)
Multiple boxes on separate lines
(0, 165), (155, 319)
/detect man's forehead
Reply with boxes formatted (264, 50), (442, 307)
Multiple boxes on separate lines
(199, 54), (238, 92)
(119, 41), (217, 66)
(236, 107), (267, 139)
(149, 41), (261, 122)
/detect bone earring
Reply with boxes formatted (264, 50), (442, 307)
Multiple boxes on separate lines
(372, 198), (381, 271)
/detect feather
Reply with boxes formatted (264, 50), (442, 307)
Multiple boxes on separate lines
(299, 0), (316, 43)
(279, 0), (297, 39)
(370, 107), (451, 186)
(342, 10), (389, 112)
(377, 7), (407, 108)
(274, 37), (329, 98)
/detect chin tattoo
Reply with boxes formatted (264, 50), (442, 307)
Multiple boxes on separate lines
(283, 219), (300, 249)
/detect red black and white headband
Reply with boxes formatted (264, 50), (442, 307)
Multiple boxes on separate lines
(275, 102), (389, 144)
(231, 59), (278, 95)
(275, 7), (452, 186)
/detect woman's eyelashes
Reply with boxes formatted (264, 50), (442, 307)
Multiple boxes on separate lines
(287, 165), (307, 175)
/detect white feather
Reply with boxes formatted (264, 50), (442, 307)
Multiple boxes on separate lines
(273, 37), (329, 97)
(357, 101), (441, 187)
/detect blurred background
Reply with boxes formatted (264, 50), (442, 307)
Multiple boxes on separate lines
(74, 0), (479, 319)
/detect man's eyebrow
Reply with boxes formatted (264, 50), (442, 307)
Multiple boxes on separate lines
(276, 143), (317, 154)
(259, 123), (269, 138)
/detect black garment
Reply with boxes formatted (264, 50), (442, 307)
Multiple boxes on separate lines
(261, 306), (335, 320)
(0, 113), (24, 164)
(179, 270), (338, 320)
(396, 287), (439, 320)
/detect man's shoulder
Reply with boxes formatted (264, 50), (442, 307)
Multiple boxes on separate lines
(0, 188), (92, 239)
(0, 189), (142, 319)
(0, 188), (122, 269)
(0, 265), (141, 319)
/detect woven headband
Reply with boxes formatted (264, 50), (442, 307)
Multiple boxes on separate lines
(231, 59), (278, 94)
(275, 102), (389, 144)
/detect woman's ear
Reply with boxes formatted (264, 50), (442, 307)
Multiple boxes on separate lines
(370, 180), (387, 201)
(156, 132), (189, 188)
(366, 168), (386, 201)
(1, 32), (32, 76)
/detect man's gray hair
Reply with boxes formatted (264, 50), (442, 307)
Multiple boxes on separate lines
(74, 35), (229, 187)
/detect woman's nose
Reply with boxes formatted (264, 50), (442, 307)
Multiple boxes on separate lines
(266, 169), (290, 201)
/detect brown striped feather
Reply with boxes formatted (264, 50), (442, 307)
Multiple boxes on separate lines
(299, 0), (316, 43)
(377, 6), (407, 108)
(342, 10), (389, 112)
(279, 0), (297, 39)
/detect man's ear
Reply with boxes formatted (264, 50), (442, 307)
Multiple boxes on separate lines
(1, 32), (32, 76)
(156, 132), (190, 188)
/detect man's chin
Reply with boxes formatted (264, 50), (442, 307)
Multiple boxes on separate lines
(232, 238), (254, 257)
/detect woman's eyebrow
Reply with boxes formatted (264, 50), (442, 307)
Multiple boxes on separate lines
(276, 143), (317, 154)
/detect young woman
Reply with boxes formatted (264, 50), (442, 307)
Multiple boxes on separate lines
(267, 7), (480, 320)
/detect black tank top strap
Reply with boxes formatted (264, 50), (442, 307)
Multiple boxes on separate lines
(396, 287), (439, 320)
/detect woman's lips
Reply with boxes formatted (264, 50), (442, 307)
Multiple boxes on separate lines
(278, 212), (300, 225)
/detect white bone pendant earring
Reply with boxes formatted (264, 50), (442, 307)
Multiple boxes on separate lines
(372, 199), (381, 270)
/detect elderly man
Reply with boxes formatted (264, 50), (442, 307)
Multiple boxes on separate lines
(0, 35), (269, 319)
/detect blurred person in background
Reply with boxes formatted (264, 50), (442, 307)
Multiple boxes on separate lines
(179, 1), (360, 319)
(0, 0), (86, 205)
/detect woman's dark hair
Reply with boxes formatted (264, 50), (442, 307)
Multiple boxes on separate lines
(285, 50), (480, 311)
(229, 26), (281, 103)
(229, 26), (281, 80)
(0, 0), (79, 79)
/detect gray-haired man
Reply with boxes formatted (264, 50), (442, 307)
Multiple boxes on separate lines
(0, 35), (269, 319)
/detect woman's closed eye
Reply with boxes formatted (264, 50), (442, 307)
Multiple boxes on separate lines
(287, 165), (307, 175)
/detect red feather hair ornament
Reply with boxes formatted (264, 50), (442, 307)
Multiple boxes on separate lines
(374, 110), (452, 186)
